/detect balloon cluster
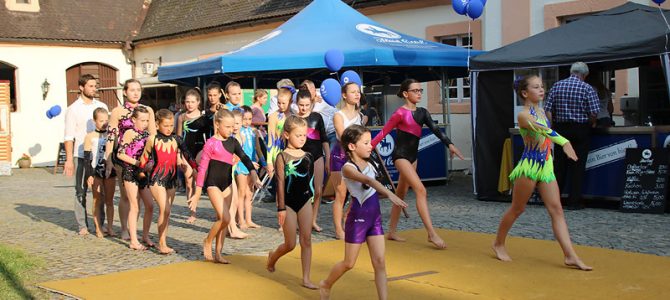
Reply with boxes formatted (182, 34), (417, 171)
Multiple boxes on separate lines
(320, 49), (363, 107)
(452, 0), (486, 20)
(653, 0), (666, 5)
(46, 105), (61, 119)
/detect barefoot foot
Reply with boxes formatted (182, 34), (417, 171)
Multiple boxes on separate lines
(106, 228), (116, 237)
(78, 228), (89, 236)
(158, 246), (175, 255)
(142, 238), (155, 248)
(214, 255), (230, 264)
(229, 230), (249, 239)
(319, 280), (331, 300)
(312, 224), (322, 233)
(187, 215), (196, 224)
(203, 239), (213, 261)
(95, 230), (104, 238)
(247, 222), (261, 229)
(266, 251), (276, 272)
(121, 230), (130, 241)
(129, 242), (146, 250)
(565, 257), (593, 271)
(386, 232), (406, 242)
(492, 243), (512, 261)
(428, 234), (447, 249)
(302, 280), (318, 290)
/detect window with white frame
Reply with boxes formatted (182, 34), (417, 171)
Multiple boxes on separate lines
(440, 35), (472, 103)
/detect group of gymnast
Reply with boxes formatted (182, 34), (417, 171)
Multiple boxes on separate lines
(77, 75), (591, 300)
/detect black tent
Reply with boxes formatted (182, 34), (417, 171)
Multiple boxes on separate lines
(468, 2), (670, 200)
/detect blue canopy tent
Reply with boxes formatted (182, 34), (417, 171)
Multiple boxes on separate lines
(157, 0), (483, 88)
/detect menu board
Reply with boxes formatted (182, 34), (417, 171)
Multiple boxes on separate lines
(620, 148), (668, 213)
(53, 142), (66, 174)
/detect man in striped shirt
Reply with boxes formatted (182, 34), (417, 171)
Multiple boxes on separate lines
(544, 62), (600, 210)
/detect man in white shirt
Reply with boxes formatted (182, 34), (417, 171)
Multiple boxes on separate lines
(64, 74), (108, 235)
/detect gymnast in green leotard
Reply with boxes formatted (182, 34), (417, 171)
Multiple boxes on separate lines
(492, 75), (592, 271)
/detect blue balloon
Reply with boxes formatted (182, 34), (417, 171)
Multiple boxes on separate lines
(49, 105), (62, 117)
(466, 0), (484, 20)
(452, 0), (469, 15)
(481, 0), (487, 5)
(653, 0), (666, 5)
(324, 49), (344, 72)
(320, 78), (342, 107)
(340, 70), (362, 87)
(46, 110), (53, 119)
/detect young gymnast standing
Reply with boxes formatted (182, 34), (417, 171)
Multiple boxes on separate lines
(139, 109), (192, 254)
(105, 79), (155, 240)
(295, 88), (330, 232)
(116, 106), (154, 250)
(492, 75), (592, 271)
(266, 116), (317, 290)
(319, 125), (407, 300)
(371, 79), (464, 249)
(83, 107), (116, 238)
(188, 109), (258, 263)
(235, 106), (266, 229)
(266, 87), (293, 176)
(227, 110), (249, 239)
(177, 89), (209, 224)
(331, 82), (365, 240)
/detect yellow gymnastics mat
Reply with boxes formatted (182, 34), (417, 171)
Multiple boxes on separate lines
(39, 229), (669, 299)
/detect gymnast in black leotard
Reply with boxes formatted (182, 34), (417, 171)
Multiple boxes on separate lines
(266, 115), (318, 290)
(187, 109), (257, 264)
(295, 86), (330, 232)
(370, 79), (465, 250)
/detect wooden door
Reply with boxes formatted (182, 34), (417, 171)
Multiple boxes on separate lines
(66, 63), (119, 109)
(0, 80), (11, 166)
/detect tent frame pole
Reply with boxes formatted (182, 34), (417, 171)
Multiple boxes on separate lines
(441, 68), (451, 175)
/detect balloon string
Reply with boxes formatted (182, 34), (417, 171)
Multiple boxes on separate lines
(467, 20), (471, 71)
(658, 5), (670, 52)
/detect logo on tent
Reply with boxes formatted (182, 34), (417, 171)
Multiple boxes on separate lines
(376, 135), (395, 157)
(356, 24), (401, 39)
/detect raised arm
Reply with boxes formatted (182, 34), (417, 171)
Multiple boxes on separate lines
(342, 163), (407, 208)
(371, 109), (401, 147)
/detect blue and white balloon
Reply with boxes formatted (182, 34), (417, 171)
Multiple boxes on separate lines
(340, 70), (362, 87)
(452, 0), (469, 15)
(320, 78), (342, 107)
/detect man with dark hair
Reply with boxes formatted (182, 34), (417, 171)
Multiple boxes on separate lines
(544, 62), (600, 210)
(64, 74), (108, 235)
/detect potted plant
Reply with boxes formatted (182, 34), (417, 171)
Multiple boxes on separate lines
(15, 153), (31, 168)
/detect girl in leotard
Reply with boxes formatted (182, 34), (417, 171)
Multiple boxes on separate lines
(177, 89), (209, 224)
(371, 79), (464, 249)
(266, 116), (317, 290)
(492, 75), (592, 271)
(331, 82), (366, 240)
(235, 106), (266, 230)
(319, 125), (407, 300)
(105, 79), (156, 240)
(84, 107), (116, 238)
(139, 109), (193, 254)
(188, 109), (257, 264)
(295, 87), (330, 232)
(116, 106), (154, 250)
(227, 110), (249, 239)
(266, 87), (293, 176)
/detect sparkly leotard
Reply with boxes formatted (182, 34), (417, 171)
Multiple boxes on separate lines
(182, 113), (211, 163)
(196, 137), (255, 191)
(267, 112), (287, 167)
(302, 112), (328, 161)
(118, 128), (150, 187)
(276, 152), (314, 212)
(509, 107), (569, 183)
(235, 126), (266, 175)
(342, 161), (383, 244)
(371, 106), (452, 163)
(140, 132), (190, 189)
(110, 102), (139, 166)
(331, 111), (362, 172)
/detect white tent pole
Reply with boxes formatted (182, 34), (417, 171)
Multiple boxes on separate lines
(470, 71), (478, 195)
(662, 53), (670, 105)
(441, 68), (451, 174)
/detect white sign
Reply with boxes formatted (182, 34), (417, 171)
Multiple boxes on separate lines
(585, 139), (638, 170)
(376, 135), (394, 157)
(418, 134), (440, 152)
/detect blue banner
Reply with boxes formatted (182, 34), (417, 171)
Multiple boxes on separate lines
(370, 127), (448, 182)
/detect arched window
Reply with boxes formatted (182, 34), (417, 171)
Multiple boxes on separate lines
(66, 62), (119, 109)
(0, 61), (18, 112)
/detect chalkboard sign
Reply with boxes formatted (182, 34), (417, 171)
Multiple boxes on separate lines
(620, 148), (668, 213)
(53, 142), (66, 174)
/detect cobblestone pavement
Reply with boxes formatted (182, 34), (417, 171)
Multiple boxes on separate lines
(1, 168), (669, 296)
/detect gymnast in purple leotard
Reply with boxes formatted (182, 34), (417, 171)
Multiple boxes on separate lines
(370, 79), (465, 249)
(319, 125), (407, 300)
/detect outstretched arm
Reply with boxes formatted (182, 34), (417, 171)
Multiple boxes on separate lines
(419, 108), (463, 159)
(342, 164), (407, 208)
(371, 110), (401, 147)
